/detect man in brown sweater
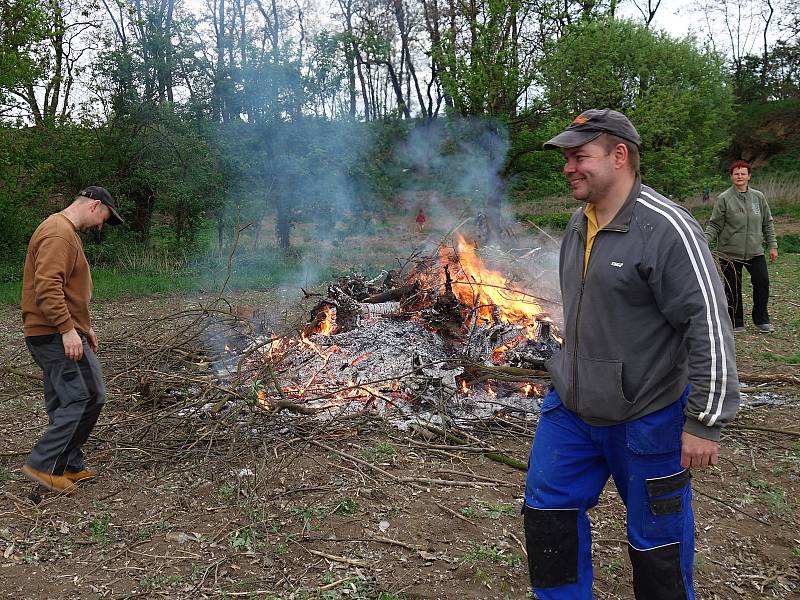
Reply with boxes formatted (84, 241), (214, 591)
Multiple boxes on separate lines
(21, 186), (123, 493)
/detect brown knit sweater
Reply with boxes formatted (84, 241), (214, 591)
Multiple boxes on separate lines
(22, 213), (92, 336)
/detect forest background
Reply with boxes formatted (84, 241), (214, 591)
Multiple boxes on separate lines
(1, 0), (799, 298)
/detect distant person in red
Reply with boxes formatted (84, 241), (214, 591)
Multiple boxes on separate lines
(415, 208), (427, 233)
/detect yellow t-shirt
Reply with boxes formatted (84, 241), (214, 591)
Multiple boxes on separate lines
(584, 204), (599, 275)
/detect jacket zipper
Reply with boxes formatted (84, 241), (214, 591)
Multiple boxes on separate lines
(573, 278), (585, 407)
(571, 224), (625, 407)
(744, 192), (751, 259)
(573, 226), (589, 408)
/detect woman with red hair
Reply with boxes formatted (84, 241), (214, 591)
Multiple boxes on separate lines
(705, 160), (778, 333)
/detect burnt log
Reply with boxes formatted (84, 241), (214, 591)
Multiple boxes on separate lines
(460, 361), (550, 382)
(506, 321), (561, 370)
(302, 300), (337, 337)
(426, 265), (464, 340)
(383, 269), (401, 290)
(328, 285), (362, 331)
(335, 272), (375, 300)
(362, 281), (420, 304)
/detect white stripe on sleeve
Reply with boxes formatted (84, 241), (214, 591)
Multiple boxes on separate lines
(637, 193), (729, 426)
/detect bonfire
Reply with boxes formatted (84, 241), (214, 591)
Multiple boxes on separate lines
(212, 235), (561, 427)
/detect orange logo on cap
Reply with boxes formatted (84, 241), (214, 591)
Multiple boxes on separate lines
(572, 116), (589, 124)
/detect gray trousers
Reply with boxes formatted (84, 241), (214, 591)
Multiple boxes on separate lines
(25, 334), (106, 475)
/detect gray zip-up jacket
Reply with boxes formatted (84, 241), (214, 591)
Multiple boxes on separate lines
(546, 178), (740, 441)
(705, 186), (777, 260)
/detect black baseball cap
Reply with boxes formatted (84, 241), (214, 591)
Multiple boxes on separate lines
(543, 108), (642, 150)
(78, 186), (124, 225)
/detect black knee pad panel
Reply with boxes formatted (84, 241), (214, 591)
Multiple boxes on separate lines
(523, 506), (579, 588)
(628, 543), (687, 600)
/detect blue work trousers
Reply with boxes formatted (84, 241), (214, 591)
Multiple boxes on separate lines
(523, 388), (694, 600)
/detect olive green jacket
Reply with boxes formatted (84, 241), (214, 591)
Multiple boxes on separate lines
(705, 186), (777, 260)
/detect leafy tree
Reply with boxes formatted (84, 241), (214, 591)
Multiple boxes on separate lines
(735, 41), (800, 102)
(4, 0), (103, 129)
(434, 0), (531, 117)
(0, 0), (46, 106)
(304, 30), (349, 118)
(95, 103), (223, 245)
(216, 117), (377, 251)
(0, 127), (50, 261)
(538, 18), (734, 197)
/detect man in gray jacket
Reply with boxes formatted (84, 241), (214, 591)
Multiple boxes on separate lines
(705, 159), (778, 333)
(523, 109), (740, 600)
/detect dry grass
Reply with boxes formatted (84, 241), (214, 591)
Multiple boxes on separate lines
(753, 174), (800, 203)
(113, 244), (188, 273)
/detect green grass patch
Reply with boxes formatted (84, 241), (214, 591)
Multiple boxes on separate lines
(0, 280), (21, 305)
(777, 233), (800, 254)
(93, 269), (200, 299)
(519, 212), (572, 231)
(690, 205), (713, 223)
(461, 543), (519, 566)
(333, 496), (359, 517)
(229, 527), (255, 549)
(759, 351), (800, 364)
(215, 483), (237, 503)
(770, 202), (800, 220)
(0, 244), (336, 304)
(287, 504), (326, 532)
(359, 441), (396, 463)
(748, 480), (791, 515)
(137, 574), (183, 591)
(89, 514), (112, 544)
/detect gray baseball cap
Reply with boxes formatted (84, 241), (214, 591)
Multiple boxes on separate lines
(543, 108), (642, 150)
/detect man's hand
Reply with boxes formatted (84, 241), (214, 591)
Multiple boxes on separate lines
(62, 329), (83, 361)
(87, 327), (99, 353)
(681, 432), (718, 469)
(769, 248), (778, 262)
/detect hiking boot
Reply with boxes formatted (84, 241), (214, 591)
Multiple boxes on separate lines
(21, 464), (76, 494)
(64, 468), (97, 483)
(733, 326), (746, 333)
(755, 323), (775, 333)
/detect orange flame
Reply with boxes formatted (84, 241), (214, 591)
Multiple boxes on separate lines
(318, 306), (336, 336)
(256, 389), (271, 409)
(441, 235), (544, 332)
(522, 383), (532, 396)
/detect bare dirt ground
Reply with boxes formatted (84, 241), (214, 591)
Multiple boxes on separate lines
(1, 275), (799, 599)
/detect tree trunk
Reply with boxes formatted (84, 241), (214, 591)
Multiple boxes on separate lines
(761, 0), (774, 100)
(386, 61), (410, 118)
(164, 0), (176, 103)
(214, 0), (226, 121)
(337, 0), (358, 118)
(394, 0), (427, 118)
(354, 46), (370, 121)
(130, 191), (156, 242)
(276, 205), (292, 250)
